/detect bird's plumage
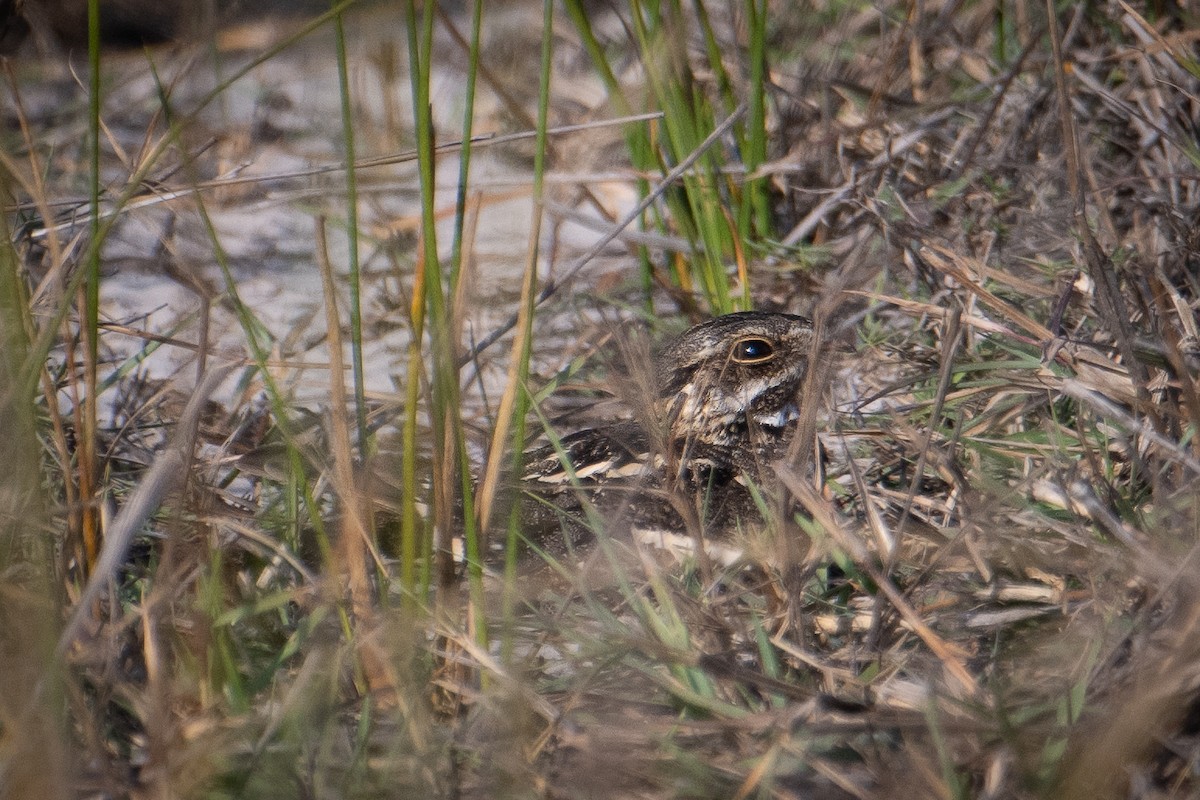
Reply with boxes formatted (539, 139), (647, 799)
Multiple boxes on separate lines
(517, 311), (815, 553)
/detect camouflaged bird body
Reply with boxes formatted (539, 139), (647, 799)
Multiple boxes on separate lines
(517, 312), (815, 555)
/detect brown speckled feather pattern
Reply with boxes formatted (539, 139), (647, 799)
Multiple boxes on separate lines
(515, 312), (814, 556)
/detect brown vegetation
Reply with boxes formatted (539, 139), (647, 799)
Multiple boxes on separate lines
(2, 1), (1199, 798)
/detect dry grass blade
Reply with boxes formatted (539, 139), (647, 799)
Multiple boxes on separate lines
(57, 360), (238, 654)
(1057, 554), (1200, 800)
(921, 246), (1055, 343)
(779, 467), (979, 699)
(315, 217), (384, 619)
(7, 0), (1200, 796)
(462, 102), (747, 364)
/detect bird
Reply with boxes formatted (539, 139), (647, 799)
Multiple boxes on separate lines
(515, 311), (815, 560)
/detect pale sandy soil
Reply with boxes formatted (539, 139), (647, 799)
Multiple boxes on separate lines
(13, 1), (646, 425)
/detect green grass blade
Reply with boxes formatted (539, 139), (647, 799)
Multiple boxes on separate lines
(331, 5), (369, 460)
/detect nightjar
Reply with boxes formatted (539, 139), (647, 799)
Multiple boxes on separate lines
(518, 311), (815, 557)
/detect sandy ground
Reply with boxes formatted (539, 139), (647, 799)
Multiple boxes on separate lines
(14, 1), (643, 424)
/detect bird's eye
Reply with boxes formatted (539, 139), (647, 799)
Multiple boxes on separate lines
(732, 337), (774, 364)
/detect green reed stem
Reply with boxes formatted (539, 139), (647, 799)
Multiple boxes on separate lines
(406, 0), (472, 602)
(332, 5), (369, 461)
(562, 0), (659, 312)
(75, 0), (103, 572)
(500, 0), (555, 638)
(632, 0), (738, 313)
(743, 0), (771, 243)
(401, 0), (432, 602)
(451, 0), (487, 642)
(85, 0), (100, 353)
